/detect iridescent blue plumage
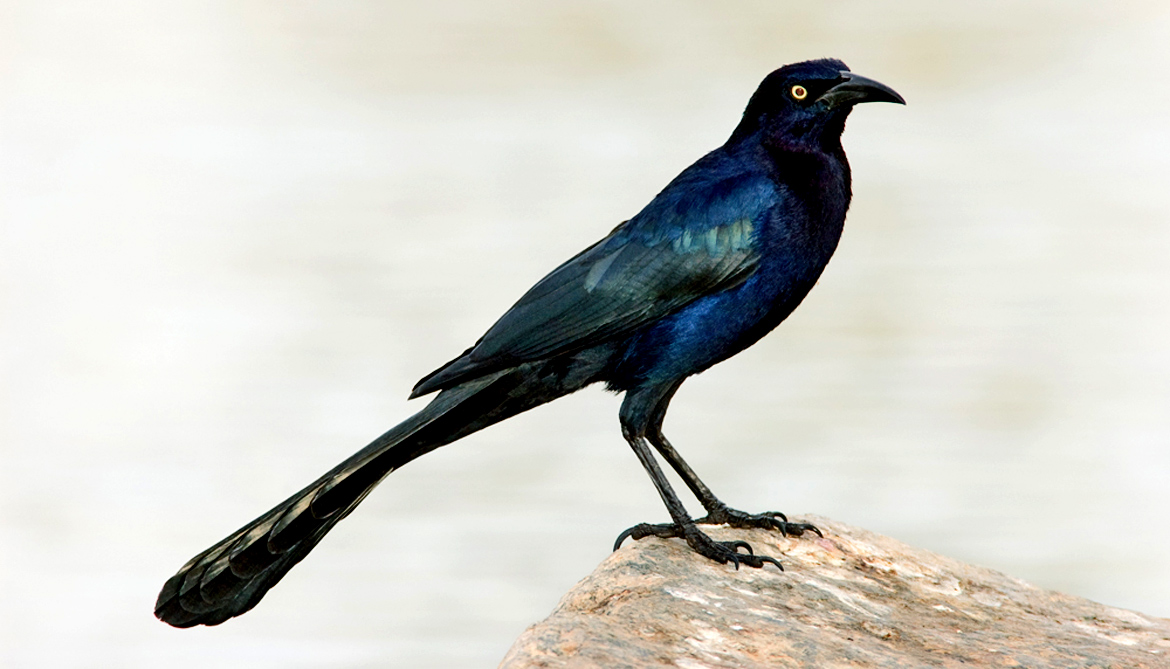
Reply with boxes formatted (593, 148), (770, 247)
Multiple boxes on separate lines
(157, 59), (903, 627)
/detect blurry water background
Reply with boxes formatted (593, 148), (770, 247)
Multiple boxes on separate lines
(3, 1), (1169, 667)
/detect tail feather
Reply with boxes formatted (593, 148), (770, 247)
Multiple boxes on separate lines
(155, 357), (601, 627)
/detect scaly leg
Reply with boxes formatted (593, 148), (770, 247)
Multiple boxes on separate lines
(613, 383), (786, 569)
(647, 427), (821, 538)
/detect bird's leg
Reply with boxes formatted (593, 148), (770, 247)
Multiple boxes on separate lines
(614, 422), (783, 570)
(614, 385), (783, 569)
(646, 427), (821, 539)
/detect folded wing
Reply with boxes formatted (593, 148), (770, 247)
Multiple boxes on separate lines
(413, 170), (776, 396)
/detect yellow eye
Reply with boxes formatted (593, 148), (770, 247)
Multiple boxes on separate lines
(790, 84), (808, 100)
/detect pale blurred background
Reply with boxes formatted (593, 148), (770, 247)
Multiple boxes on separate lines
(3, 1), (1169, 667)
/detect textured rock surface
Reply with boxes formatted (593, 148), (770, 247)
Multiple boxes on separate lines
(500, 516), (1170, 668)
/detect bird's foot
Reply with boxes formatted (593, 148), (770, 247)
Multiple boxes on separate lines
(696, 505), (822, 538)
(613, 521), (783, 570)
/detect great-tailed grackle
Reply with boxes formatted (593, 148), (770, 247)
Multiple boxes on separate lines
(155, 59), (903, 627)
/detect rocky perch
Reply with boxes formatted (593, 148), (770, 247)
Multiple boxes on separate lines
(500, 516), (1170, 668)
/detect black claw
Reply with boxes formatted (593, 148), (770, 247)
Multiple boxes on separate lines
(614, 522), (685, 551)
(759, 556), (784, 571)
(693, 506), (823, 541)
(613, 528), (635, 551)
(613, 513), (807, 575)
(783, 521), (823, 538)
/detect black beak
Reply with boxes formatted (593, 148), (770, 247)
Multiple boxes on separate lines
(818, 71), (905, 107)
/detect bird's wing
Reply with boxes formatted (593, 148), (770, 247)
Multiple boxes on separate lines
(413, 170), (776, 395)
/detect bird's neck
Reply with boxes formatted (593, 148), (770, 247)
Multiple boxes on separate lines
(765, 138), (851, 228)
(721, 129), (852, 240)
(725, 123), (849, 185)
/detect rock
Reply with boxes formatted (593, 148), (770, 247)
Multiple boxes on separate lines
(500, 516), (1170, 668)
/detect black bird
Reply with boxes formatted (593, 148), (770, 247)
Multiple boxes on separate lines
(156, 58), (903, 627)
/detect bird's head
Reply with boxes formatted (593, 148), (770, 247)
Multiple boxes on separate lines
(729, 59), (904, 150)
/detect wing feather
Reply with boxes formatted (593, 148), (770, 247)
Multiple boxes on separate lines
(412, 168), (778, 395)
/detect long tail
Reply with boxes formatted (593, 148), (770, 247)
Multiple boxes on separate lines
(155, 359), (593, 627)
